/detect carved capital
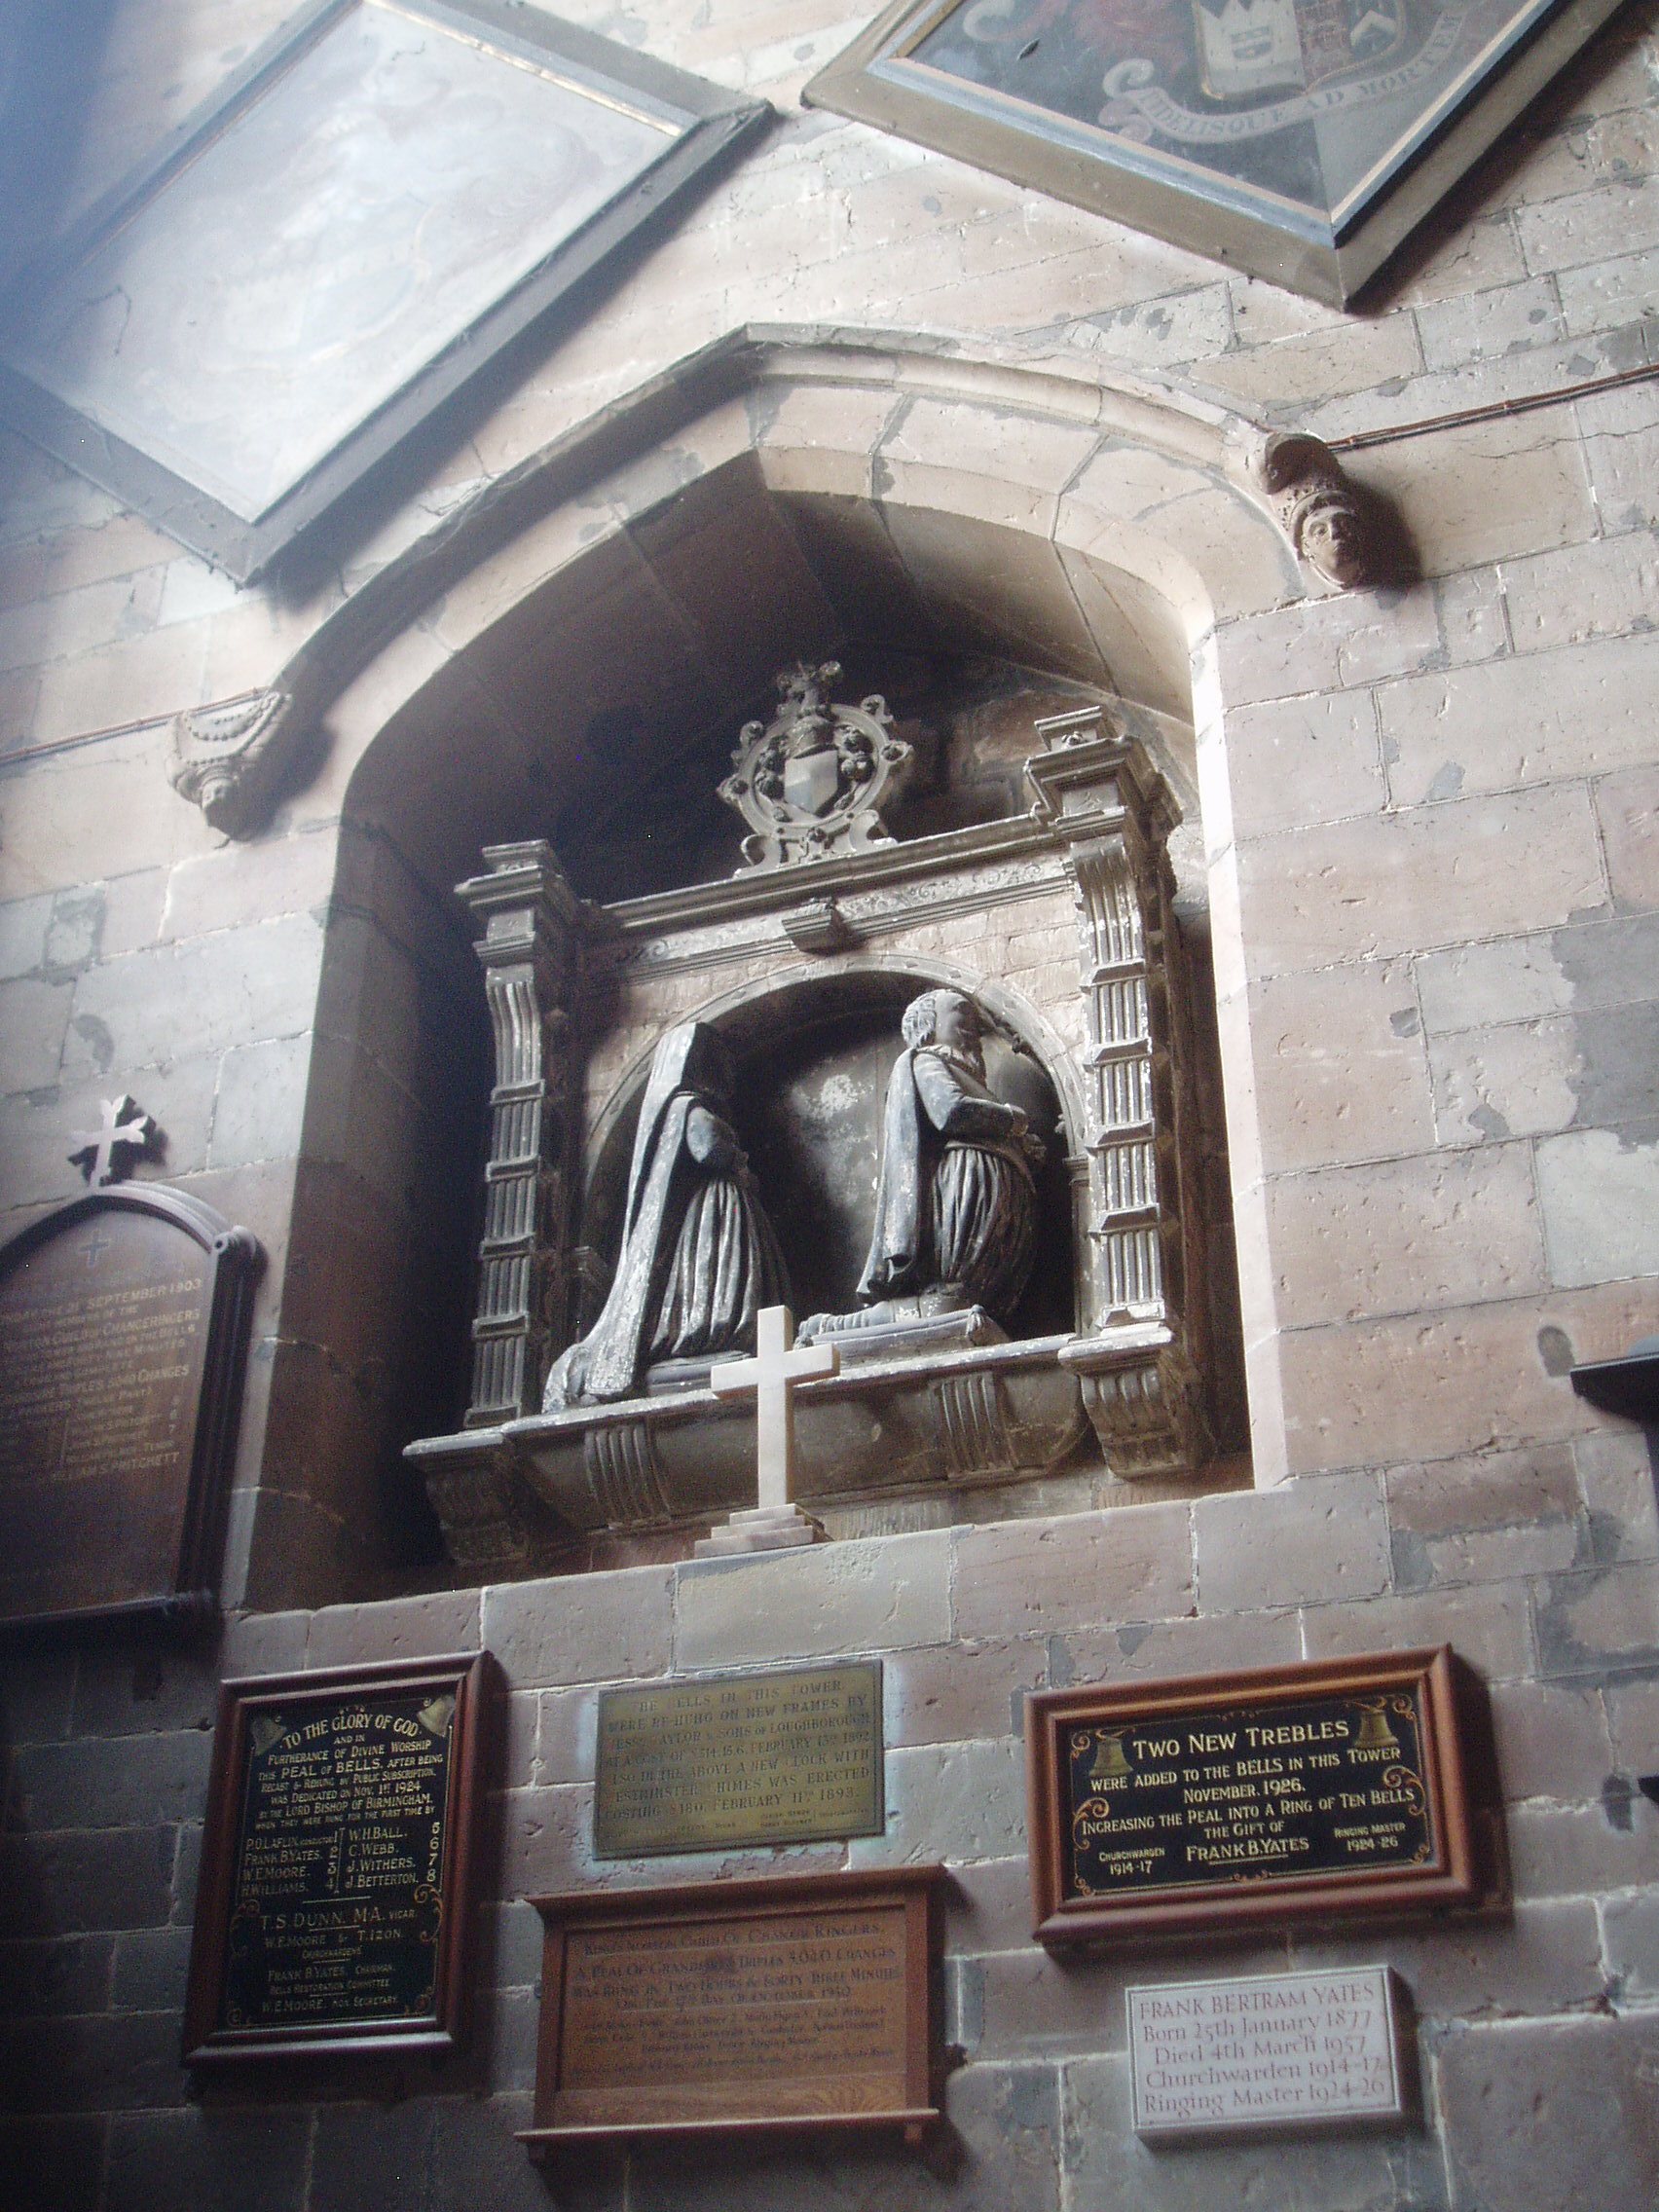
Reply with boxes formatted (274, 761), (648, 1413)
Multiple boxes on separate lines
(1246, 431), (1393, 592)
(168, 688), (306, 838)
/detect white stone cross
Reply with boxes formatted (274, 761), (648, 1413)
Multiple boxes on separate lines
(68, 1094), (157, 1187)
(709, 1304), (837, 1523)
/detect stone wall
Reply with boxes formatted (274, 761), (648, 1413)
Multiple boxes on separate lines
(7, 1464), (1659, 2209)
(2, 0), (1659, 2203)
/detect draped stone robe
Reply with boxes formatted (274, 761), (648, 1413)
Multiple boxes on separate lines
(543, 1023), (787, 1409)
(859, 1043), (1038, 1325)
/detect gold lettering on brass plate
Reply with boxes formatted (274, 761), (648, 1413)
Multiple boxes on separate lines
(594, 1663), (883, 1857)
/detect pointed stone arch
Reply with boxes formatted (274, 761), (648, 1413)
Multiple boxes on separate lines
(243, 327), (1353, 1602)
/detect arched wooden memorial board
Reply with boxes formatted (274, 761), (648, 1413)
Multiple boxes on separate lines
(0, 1186), (259, 1629)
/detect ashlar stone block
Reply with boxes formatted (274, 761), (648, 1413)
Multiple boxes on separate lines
(1195, 1469), (1388, 1613)
(1601, 1889), (1659, 2002)
(1429, 1016), (1582, 1146)
(1245, 957), (1435, 1175)
(1268, 1144), (1547, 1328)
(1503, 529), (1659, 654)
(852, 1737), (1027, 1867)
(1595, 762), (1659, 915)
(1385, 1445), (1583, 1592)
(1437, 2012), (1659, 2212)
(1294, 1897), (1603, 2020)
(1381, 631), (1659, 805)
(1537, 1128), (1659, 1288)
(885, 1637), (1048, 1749)
(484, 1565), (674, 1688)
(1272, 1296), (1597, 1475)
(1533, 1560), (1659, 1680)
(0, 975), (72, 1090)
(305, 1589), (482, 1671)
(1223, 691), (1385, 842)
(952, 1506), (1193, 1643)
(1237, 786), (1604, 979)
(1301, 1578), (1537, 1683)
(106, 2108), (330, 2212)
(675, 1530), (952, 1671)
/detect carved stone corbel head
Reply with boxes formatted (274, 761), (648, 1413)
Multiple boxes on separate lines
(1249, 431), (1392, 592)
(167, 687), (305, 838)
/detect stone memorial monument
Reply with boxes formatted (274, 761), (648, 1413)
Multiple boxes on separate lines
(409, 673), (1221, 1574)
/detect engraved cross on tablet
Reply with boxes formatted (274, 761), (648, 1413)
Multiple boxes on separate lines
(701, 1305), (838, 1555)
(69, 1094), (157, 1186)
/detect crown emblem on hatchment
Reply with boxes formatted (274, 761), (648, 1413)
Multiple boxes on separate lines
(718, 661), (912, 871)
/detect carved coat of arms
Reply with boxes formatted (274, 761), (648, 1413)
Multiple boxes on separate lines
(718, 663), (913, 870)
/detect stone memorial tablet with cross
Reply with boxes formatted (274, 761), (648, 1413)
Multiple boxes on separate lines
(68, 1093), (157, 1187)
(697, 1305), (838, 1556)
(0, 1183), (259, 1627)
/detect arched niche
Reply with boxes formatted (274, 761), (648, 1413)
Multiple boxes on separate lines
(251, 331), (1290, 1602)
(577, 961), (1079, 1348)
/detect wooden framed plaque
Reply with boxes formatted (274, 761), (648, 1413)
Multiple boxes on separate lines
(0, 1186), (259, 1632)
(1027, 1646), (1496, 1946)
(521, 1868), (949, 2150)
(183, 1652), (493, 2066)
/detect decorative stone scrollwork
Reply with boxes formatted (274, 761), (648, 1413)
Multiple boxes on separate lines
(719, 661), (912, 869)
(1247, 430), (1390, 592)
(167, 687), (305, 838)
(1060, 1332), (1206, 1485)
(420, 1453), (531, 1578)
(929, 1369), (1017, 1483)
(583, 1420), (674, 1530)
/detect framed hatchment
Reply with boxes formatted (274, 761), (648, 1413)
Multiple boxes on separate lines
(0, 0), (767, 578)
(805, 0), (1626, 304)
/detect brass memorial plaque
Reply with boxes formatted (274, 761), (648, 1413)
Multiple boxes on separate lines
(182, 1654), (492, 2066)
(1028, 1648), (1498, 1945)
(522, 1868), (947, 2148)
(0, 1187), (257, 1628)
(594, 1663), (883, 1858)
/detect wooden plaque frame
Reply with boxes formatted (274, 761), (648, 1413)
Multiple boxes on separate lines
(0, 1185), (259, 1633)
(1027, 1646), (1498, 1947)
(521, 1868), (949, 2151)
(183, 1652), (494, 2067)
